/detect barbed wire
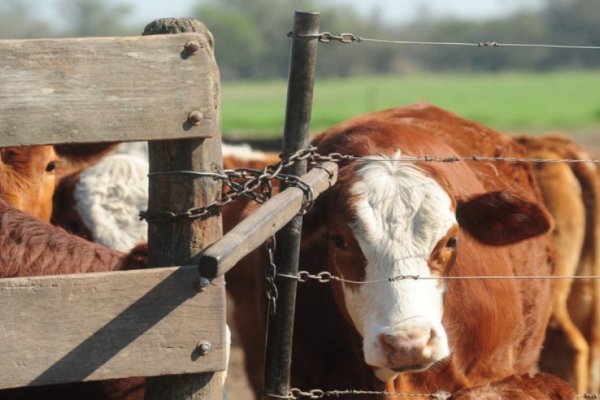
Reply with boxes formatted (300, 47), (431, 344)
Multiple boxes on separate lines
(267, 388), (451, 399)
(289, 31), (600, 51)
(267, 387), (600, 399)
(277, 270), (600, 284)
(307, 149), (600, 165)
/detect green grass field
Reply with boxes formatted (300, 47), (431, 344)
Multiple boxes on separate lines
(221, 70), (600, 138)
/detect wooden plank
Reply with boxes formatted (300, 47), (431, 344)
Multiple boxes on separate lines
(198, 161), (338, 279)
(0, 266), (226, 390)
(0, 33), (218, 147)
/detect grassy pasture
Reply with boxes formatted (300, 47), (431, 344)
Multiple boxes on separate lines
(222, 70), (600, 138)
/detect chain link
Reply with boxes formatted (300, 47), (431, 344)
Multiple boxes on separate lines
(265, 236), (279, 316)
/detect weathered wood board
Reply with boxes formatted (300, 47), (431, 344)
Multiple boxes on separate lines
(0, 266), (226, 389)
(0, 33), (219, 146)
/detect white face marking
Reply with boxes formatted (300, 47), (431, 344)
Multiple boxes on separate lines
(345, 151), (454, 377)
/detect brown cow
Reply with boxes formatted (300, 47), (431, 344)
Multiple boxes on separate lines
(0, 142), (141, 399)
(517, 134), (600, 393)
(0, 197), (147, 399)
(0, 143), (116, 221)
(225, 103), (576, 399)
(450, 373), (576, 399)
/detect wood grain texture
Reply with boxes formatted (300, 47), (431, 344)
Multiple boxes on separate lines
(0, 33), (218, 146)
(144, 18), (225, 400)
(0, 266), (226, 390)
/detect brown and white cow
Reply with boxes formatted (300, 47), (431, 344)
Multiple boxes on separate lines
(517, 134), (600, 393)
(226, 103), (576, 398)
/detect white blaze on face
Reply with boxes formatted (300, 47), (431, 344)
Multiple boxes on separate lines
(346, 152), (454, 378)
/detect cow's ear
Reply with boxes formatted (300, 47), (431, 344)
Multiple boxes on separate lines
(456, 191), (552, 246)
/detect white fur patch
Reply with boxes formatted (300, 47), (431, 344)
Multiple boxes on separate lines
(74, 154), (149, 252)
(114, 141), (148, 161)
(345, 151), (454, 374)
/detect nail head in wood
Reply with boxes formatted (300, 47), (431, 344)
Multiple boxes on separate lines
(196, 340), (212, 356)
(188, 110), (204, 126)
(184, 40), (203, 55)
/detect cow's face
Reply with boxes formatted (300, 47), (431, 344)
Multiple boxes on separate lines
(0, 146), (60, 221)
(326, 153), (455, 381)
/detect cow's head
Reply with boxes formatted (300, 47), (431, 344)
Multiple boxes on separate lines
(304, 151), (551, 382)
(0, 143), (116, 221)
(0, 146), (60, 221)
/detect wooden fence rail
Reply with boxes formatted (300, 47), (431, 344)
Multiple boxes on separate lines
(0, 32), (216, 147)
(0, 18), (225, 399)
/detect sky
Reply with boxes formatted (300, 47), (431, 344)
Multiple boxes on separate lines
(38, 0), (546, 29)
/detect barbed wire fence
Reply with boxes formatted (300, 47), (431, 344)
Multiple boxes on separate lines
(266, 22), (600, 400)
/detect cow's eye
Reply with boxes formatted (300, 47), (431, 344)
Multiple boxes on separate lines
(331, 235), (348, 249)
(446, 236), (458, 249)
(45, 161), (57, 172)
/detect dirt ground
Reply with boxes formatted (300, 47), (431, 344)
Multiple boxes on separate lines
(223, 133), (600, 400)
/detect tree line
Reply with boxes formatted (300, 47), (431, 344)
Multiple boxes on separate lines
(1, 0), (598, 79)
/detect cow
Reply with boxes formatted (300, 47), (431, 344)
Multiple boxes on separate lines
(517, 134), (600, 393)
(0, 142), (144, 399)
(0, 197), (147, 399)
(51, 142), (280, 250)
(224, 103), (576, 399)
(0, 143), (117, 222)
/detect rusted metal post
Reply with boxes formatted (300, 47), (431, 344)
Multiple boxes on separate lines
(262, 11), (320, 400)
(143, 18), (225, 400)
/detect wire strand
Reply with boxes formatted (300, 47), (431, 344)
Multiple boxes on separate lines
(277, 272), (600, 285)
(296, 31), (600, 50)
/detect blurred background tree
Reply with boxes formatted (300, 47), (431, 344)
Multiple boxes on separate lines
(58, 0), (136, 36)
(1, 0), (598, 78)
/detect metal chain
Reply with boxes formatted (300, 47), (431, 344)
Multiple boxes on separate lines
(266, 388), (451, 399)
(265, 236), (279, 316)
(290, 31), (600, 50)
(140, 147), (319, 223)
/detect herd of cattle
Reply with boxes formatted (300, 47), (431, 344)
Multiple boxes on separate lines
(1, 103), (599, 399)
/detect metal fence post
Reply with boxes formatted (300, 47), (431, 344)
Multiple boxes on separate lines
(262, 11), (320, 400)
